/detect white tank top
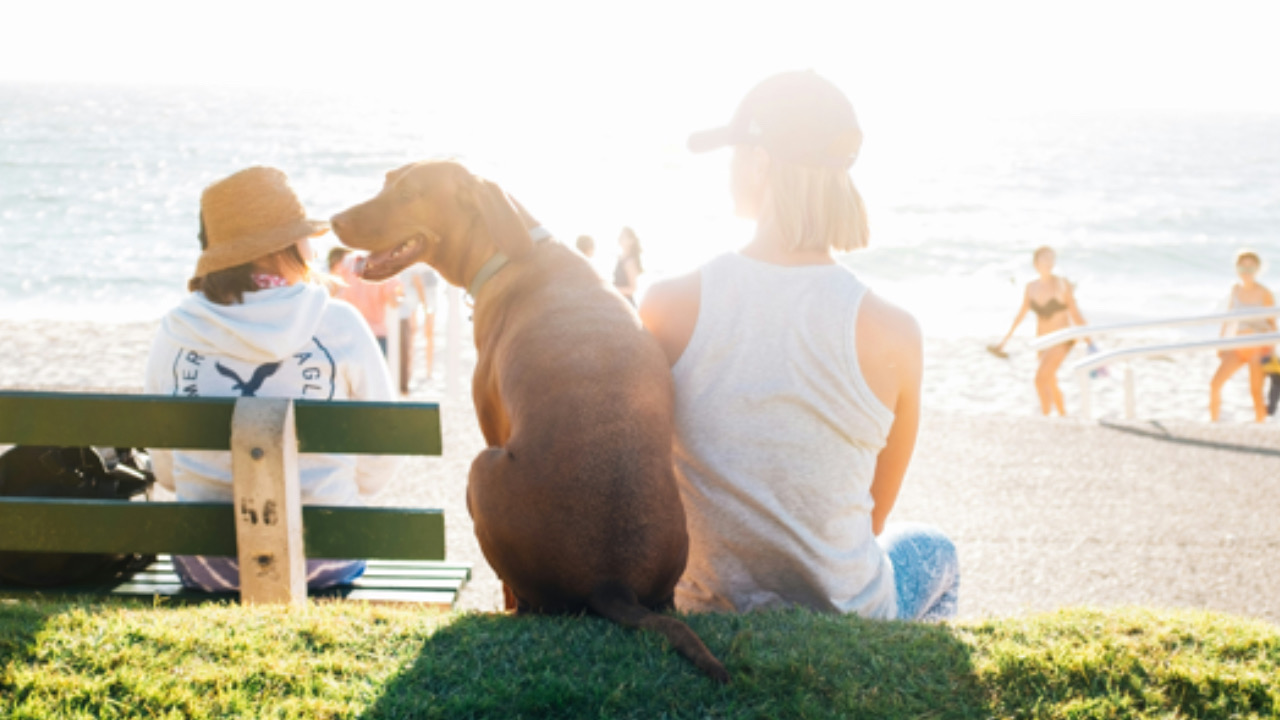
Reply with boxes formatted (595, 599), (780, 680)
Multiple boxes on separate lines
(671, 253), (897, 618)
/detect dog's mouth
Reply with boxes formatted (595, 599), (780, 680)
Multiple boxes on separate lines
(360, 235), (425, 281)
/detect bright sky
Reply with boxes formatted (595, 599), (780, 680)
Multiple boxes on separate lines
(5, 0), (1280, 116)
(3, 0), (1279, 327)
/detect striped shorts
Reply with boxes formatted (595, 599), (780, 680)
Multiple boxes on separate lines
(173, 555), (366, 592)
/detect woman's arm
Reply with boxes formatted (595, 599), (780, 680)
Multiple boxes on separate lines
(1263, 286), (1278, 332)
(638, 271), (701, 366)
(1066, 280), (1086, 327)
(142, 328), (178, 492)
(1064, 280), (1091, 344)
(860, 297), (923, 536)
(1222, 285), (1239, 337)
(994, 287), (1031, 350)
(412, 274), (428, 310)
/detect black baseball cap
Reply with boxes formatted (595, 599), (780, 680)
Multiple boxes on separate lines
(687, 70), (862, 169)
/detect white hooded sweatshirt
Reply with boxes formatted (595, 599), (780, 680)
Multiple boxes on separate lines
(143, 283), (401, 505)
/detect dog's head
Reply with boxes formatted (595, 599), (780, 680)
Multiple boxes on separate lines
(330, 160), (536, 288)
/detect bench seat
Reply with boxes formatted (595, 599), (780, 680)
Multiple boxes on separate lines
(0, 391), (469, 607)
(0, 557), (472, 606)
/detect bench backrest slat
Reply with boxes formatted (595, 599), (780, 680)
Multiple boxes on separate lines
(0, 498), (445, 561)
(0, 392), (441, 455)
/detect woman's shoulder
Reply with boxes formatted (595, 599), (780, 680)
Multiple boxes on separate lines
(857, 292), (921, 354)
(855, 291), (922, 408)
(643, 270), (699, 306)
(639, 270), (701, 366)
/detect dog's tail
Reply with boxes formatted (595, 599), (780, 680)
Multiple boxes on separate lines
(586, 581), (730, 684)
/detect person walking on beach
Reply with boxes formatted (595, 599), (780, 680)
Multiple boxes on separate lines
(1211, 250), (1276, 422)
(334, 252), (401, 357)
(613, 227), (644, 304)
(989, 246), (1089, 416)
(641, 70), (958, 621)
(143, 166), (400, 592)
(396, 264), (438, 392)
(325, 246), (350, 296)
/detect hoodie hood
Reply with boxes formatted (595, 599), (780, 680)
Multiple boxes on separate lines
(161, 283), (331, 363)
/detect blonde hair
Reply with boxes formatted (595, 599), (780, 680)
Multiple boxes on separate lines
(763, 162), (869, 253)
(1237, 249), (1262, 266)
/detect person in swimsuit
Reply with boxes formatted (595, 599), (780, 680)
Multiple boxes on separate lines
(1210, 250), (1276, 422)
(989, 246), (1089, 416)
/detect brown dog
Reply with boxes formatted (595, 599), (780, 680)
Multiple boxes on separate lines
(331, 160), (728, 683)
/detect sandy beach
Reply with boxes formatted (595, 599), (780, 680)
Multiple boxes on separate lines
(1, 317), (1276, 622)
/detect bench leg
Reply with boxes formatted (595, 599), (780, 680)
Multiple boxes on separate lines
(231, 397), (306, 606)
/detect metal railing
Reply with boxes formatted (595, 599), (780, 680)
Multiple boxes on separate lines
(1042, 308), (1280, 420)
(1029, 307), (1280, 351)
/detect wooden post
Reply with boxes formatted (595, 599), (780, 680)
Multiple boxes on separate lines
(231, 397), (306, 606)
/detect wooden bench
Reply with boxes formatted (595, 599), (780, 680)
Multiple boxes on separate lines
(0, 391), (469, 606)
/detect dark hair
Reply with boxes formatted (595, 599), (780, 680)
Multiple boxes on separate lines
(328, 246), (351, 270)
(190, 245), (309, 305)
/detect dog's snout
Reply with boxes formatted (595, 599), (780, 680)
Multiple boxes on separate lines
(329, 213), (347, 238)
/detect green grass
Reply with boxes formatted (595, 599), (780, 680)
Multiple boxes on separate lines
(1, 598), (1277, 719)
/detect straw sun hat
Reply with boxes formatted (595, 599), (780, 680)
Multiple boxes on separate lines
(191, 166), (329, 283)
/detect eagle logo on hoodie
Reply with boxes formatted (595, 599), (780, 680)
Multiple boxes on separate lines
(214, 362), (282, 397)
(171, 339), (337, 401)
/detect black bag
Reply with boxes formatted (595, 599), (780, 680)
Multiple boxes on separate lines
(0, 446), (156, 587)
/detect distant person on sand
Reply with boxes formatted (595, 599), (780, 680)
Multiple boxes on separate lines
(325, 246), (350, 296)
(989, 246), (1089, 416)
(575, 234), (595, 258)
(642, 70), (957, 621)
(143, 166), (399, 592)
(396, 264), (438, 393)
(1211, 250), (1276, 422)
(613, 227), (644, 304)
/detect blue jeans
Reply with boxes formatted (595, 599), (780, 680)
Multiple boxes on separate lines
(878, 522), (959, 621)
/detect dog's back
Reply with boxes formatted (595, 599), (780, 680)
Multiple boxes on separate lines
(466, 243), (727, 682)
(469, 242), (687, 602)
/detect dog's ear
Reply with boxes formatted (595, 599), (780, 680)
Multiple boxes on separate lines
(475, 178), (534, 259)
(383, 163), (416, 191)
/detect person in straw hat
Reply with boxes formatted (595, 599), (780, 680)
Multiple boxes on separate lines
(143, 166), (400, 592)
(640, 71), (958, 621)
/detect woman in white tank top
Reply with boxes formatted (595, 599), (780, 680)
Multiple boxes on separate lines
(641, 71), (958, 621)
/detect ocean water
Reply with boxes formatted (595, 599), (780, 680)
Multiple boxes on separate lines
(3, 83), (1280, 342)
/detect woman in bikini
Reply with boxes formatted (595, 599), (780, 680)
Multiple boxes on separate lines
(989, 246), (1088, 416)
(1210, 250), (1276, 422)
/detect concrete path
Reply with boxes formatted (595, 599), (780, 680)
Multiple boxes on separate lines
(392, 404), (1280, 623)
(896, 413), (1280, 622)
